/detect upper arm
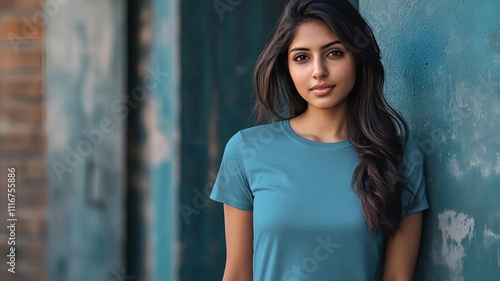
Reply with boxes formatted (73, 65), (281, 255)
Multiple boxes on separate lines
(383, 212), (424, 281)
(222, 204), (253, 281)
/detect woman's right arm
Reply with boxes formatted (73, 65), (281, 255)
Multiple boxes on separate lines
(222, 204), (253, 281)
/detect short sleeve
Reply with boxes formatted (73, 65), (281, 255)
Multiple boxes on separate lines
(209, 131), (253, 211)
(401, 141), (430, 216)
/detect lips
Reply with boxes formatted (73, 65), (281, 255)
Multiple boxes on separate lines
(311, 83), (334, 96)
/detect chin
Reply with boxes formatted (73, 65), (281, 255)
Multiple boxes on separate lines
(310, 99), (347, 110)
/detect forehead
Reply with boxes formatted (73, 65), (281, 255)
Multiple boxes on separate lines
(289, 19), (339, 49)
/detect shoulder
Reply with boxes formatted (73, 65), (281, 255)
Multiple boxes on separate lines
(238, 120), (284, 138)
(403, 140), (425, 167)
(404, 139), (424, 159)
(226, 121), (284, 146)
(223, 121), (284, 152)
(401, 139), (430, 214)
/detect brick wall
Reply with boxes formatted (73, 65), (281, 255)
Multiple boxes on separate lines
(0, 1), (47, 280)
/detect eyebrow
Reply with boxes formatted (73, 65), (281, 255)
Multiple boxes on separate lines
(289, 40), (342, 53)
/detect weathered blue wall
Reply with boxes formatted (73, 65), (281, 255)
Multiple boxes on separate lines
(360, 1), (500, 280)
(45, 1), (126, 280)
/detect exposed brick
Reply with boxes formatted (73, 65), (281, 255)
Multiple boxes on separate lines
(0, 2), (46, 280)
(3, 244), (46, 281)
(0, 16), (43, 41)
(3, 264), (46, 281)
(15, 238), (46, 262)
(0, 163), (47, 281)
(17, 183), (47, 209)
(0, 127), (45, 153)
(15, 263), (46, 276)
(0, 171), (46, 215)
(0, 75), (43, 100)
(15, 210), (46, 240)
(0, 46), (42, 70)
(0, 100), (44, 124)
(0, 158), (22, 172)
(0, 0), (41, 10)
(22, 157), (46, 182)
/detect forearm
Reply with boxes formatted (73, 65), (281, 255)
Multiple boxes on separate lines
(222, 271), (252, 281)
(383, 212), (423, 281)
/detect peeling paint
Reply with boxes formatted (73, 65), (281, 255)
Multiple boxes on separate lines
(437, 210), (475, 281)
(446, 146), (499, 180)
(483, 224), (500, 248)
(446, 154), (463, 180)
(496, 153), (500, 175)
(498, 249), (500, 267)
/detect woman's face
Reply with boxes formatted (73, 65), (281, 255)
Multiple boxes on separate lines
(287, 19), (356, 113)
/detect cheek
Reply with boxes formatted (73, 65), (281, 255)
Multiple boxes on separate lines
(288, 67), (305, 87)
(335, 62), (356, 85)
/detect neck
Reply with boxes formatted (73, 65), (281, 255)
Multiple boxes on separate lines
(291, 102), (348, 143)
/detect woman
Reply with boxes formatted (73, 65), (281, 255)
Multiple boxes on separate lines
(210, 0), (429, 280)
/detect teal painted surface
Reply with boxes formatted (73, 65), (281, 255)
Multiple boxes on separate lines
(179, 0), (284, 280)
(150, 0), (179, 280)
(360, 0), (500, 280)
(45, 1), (126, 281)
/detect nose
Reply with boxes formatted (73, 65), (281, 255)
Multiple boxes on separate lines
(312, 57), (328, 79)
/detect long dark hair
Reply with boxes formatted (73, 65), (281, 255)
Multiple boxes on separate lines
(253, 0), (409, 237)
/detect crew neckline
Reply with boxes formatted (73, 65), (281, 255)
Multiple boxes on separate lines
(280, 119), (352, 150)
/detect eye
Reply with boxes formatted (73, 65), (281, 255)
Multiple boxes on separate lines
(293, 54), (308, 62)
(327, 50), (344, 58)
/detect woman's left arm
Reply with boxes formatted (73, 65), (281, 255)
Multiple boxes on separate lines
(382, 212), (424, 281)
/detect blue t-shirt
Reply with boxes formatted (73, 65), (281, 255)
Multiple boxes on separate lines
(210, 119), (429, 281)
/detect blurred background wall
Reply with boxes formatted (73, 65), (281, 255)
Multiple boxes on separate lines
(44, 1), (126, 281)
(0, 0), (498, 281)
(178, 0), (284, 280)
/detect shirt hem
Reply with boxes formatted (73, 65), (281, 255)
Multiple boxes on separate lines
(210, 195), (253, 211)
(403, 201), (430, 216)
